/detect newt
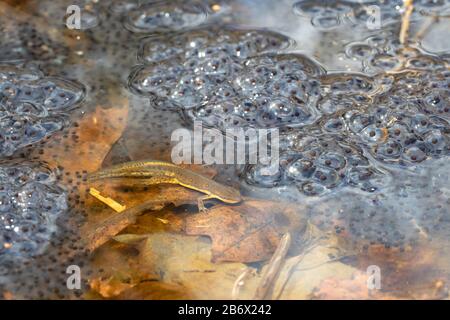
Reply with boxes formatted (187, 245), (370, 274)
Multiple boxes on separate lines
(88, 160), (242, 211)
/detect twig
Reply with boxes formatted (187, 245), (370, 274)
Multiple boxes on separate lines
(253, 233), (292, 300)
(232, 267), (254, 300)
(400, 0), (415, 45)
(274, 241), (320, 300)
(90, 187), (127, 212)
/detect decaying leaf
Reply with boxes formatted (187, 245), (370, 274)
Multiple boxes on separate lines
(88, 239), (160, 299)
(34, 105), (128, 183)
(125, 233), (262, 299)
(116, 281), (192, 300)
(271, 241), (354, 299)
(90, 276), (136, 299)
(185, 200), (307, 263)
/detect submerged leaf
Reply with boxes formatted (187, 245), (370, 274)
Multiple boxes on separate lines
(185, 200), (307, 263)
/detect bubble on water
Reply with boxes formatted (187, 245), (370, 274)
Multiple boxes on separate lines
(369, 53), (402, 71)
(321, 73), (376, 94)
(416, 0), (450, 16)
(124, 2), (209, 33)
(406, 54), (446, 70)
(352, 0), (404, 26)
(245, 163), (283, 188)
(293, 0), (355, 30)
(345, 42), (377, 60)
(0, 65), (85, 156)
(422, 89), (450, 117)
(311, 13), (341, 30)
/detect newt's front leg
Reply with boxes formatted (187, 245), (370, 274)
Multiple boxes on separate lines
(197, 194), (213, 213)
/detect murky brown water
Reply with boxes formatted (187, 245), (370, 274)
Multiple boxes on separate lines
(0, 0), (450, 299)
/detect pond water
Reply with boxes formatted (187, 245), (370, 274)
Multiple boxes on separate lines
(0, 0), (449, 299)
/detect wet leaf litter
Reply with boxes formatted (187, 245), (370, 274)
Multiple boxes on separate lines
(1, 0), (450, 300)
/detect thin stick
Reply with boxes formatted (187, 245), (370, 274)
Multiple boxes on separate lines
(274, 241), (320, 300)
(89, 187), (127, 213)
(400, 0), (415, 45)
(232, 267), (253, 300)
(253, 233), (292, 300)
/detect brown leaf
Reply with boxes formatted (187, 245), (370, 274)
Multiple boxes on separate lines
(185, 200), (307, 263)
(115, 281), (191, 300)
(311, 271), (398, 300)
(88, 240), (160, 298)
(35, 105), (128, 180)
(135, 233), (257, 299)
(90, 276), (136, 299)
(3, 291), (14, 300)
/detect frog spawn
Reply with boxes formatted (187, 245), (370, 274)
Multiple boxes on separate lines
(339, 68), (450, 165)
(302, 48), (449, 169)
(293, 0), (450, 30)
(0, 65), (85, 157)
(344, 31), (448, 74)
(129, 28), (321, 129)
(124, 1), (209, 33)
(128, 24), (450, 195)
(245, 134), (383, 195)
(0, 21), (69, 64)
(307, 157), (450, 250)
(0, 162), (67, 274)
(292, 0), (357, 30)
(185, 54), (324, 129)
(243, 53), (449, 193)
